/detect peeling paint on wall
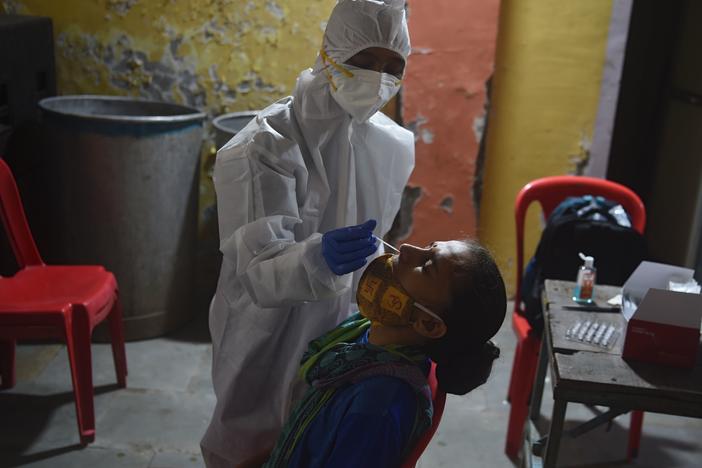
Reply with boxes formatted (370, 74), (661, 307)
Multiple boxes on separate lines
(402, 0), (500, 245)
(266, 1), (285, 21)
(472, 114), (486, 144)
(3, 0), (336, 221)
(439, 196), (454, 214)
(419, 128), (434, 145)
(406, 114), (435, 145)
(570, 134), (592, 175)
(385, 185), (422, 246)
(472, 76), (493, 223)
(7, 0), (331, 119)
(107, 0), (138, 17)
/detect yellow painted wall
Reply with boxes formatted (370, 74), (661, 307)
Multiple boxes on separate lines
(2, 0), (335, 223)
(479, 0), (614, 296)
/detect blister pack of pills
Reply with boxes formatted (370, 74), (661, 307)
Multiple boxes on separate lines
(565, 320), (621, 349)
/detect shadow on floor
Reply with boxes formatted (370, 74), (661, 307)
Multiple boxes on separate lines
(2, 443), (85, 468)
(531, 406), (700, 467)
(0, 383), (121, 458)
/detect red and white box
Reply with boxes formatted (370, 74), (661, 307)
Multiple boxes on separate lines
(621, 261), (702, 368)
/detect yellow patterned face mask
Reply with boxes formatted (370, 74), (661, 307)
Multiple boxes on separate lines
(356, 254), (445, 327)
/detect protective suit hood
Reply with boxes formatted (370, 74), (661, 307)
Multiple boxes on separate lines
(312, 0), (411, 75)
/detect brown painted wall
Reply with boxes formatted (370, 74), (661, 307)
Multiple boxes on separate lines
(402, 0), (500, 246)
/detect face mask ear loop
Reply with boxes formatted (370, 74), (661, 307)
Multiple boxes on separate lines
(320, 48), (354, 77)
(320, 49), (345, 92)
(323, 68), (338, 92)
(413, 302), (446, 326)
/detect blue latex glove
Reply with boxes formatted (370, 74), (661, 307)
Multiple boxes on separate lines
(322, 219), (379, 275)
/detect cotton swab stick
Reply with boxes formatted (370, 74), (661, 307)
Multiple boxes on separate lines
(374, 235), (400, 254)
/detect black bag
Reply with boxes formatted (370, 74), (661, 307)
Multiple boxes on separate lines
(519, 195), (647, 334)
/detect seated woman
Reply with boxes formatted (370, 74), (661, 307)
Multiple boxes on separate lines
(263, 239), (507, 468)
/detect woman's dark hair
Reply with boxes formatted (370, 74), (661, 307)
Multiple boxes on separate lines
(425, 239), (507, 395)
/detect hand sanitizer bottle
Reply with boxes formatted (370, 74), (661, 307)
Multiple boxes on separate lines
(573, 253), (596, 304)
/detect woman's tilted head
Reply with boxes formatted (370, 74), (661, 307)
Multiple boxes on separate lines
(382, 239), (507, 395)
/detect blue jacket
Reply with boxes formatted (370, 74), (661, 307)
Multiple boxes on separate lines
(286, 331), (428, 468)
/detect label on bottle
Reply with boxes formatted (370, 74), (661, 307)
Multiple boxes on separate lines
(573, 269), (596, 303)
(580, 278), (593, 299)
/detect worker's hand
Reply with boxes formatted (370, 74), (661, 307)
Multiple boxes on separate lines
(322, 219), (378, 275)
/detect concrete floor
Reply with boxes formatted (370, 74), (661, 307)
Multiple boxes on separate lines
(1, 303), (701, 468)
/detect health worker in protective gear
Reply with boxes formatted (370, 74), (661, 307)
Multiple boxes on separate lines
(200, 1), (415, 466)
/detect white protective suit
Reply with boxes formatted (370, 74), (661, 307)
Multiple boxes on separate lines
(201, 1), (414, 465)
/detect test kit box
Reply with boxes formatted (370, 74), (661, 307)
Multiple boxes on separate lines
(621, 261), (702, 368)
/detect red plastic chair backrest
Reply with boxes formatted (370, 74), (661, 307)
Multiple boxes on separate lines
(0, 158), (43, 268)
(401, 361), (447, 468)
(514, 175), (646, 313)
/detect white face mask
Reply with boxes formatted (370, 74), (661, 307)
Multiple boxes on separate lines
(325, 63), (402, 123)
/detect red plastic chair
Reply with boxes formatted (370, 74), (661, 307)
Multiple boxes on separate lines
(0, 158), (127, 445)
(505, 175), (646, 460)
(401, 361), (447, 468)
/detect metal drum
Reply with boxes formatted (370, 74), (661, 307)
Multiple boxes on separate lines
(212, 111), (258, 149)
(39, 95), (205, 340)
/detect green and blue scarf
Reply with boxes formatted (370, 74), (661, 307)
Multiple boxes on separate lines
(264, 313), (433, 467)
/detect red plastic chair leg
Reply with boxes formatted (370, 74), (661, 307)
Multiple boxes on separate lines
(506, 339), (523, 403)
(627, 410), (644, 460)
(108, 298), (128, 388)
(505, 334), (541, 459)
(64, 308), (96, 445)
(0, 339), (16, 389)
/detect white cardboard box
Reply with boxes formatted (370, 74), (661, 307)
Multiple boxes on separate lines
(621, 261), (702, 368)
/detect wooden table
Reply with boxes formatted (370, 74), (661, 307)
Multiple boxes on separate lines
(529, 280), (702, 468)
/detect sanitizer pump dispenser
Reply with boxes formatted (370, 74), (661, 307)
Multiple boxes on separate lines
(573, 253), (596, 304)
